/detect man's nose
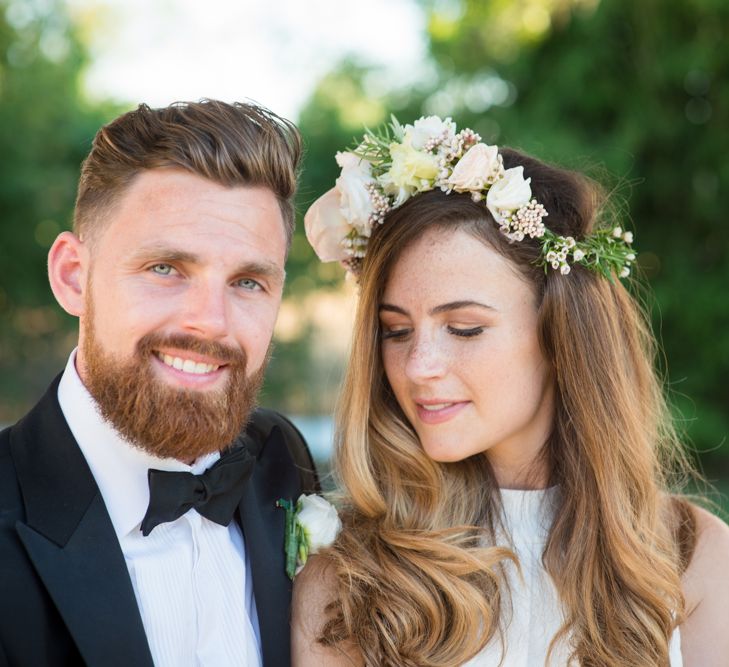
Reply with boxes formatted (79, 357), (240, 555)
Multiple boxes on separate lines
(179, 280), (230, 340)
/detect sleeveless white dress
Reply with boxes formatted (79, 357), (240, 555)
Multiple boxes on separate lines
(463, 488), (683, 666)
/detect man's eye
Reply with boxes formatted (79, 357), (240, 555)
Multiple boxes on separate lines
(151, 264), (175, 275)
(236, 278), (262, 291)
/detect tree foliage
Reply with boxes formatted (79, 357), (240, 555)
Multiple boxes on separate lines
(0, 0), (115, 419)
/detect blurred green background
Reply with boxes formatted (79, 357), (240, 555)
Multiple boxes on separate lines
(1, 0), (727, 487)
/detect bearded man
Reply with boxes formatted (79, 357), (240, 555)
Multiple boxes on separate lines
(0, 100), (318, 667)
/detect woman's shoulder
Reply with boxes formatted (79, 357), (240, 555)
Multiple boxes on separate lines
(291, 555), (364, 666)
(683, 504), (729, 601)
(680, 503), (729, 665)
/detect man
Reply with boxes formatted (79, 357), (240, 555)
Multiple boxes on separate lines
(0, 100), (318, 667)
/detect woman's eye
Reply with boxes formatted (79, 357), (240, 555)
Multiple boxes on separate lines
(448, 325), (484, 338)
(236, 278), (262, 291)
(381, 327), (411, 341)
(151, 263), (175, 276)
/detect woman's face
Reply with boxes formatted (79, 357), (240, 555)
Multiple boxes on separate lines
(379, 227), (555, 487)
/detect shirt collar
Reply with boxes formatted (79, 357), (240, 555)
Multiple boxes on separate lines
(57, 349), (220, 539)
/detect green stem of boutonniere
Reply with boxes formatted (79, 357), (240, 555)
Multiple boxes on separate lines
(276, 498), (299, 580)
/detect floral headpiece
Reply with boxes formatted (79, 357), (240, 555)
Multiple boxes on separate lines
(304, 115), (636, 279)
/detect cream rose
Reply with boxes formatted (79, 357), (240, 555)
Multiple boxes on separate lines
(447, 143), (500, 192)
(296, 494), (342, 553)
(380, 139), (440, 205)
(404, 115), (455, 150)
(486, 166), (533, 224)
(303, 188), (351, 262)
(335, 151), (375, 235)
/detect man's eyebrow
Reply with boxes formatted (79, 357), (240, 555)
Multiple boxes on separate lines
(130, 246), (198, 264)
(129, 246), (285, 282)
(379, 300), (497, 316)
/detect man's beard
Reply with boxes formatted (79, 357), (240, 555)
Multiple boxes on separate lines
(82, 324), (268, 462)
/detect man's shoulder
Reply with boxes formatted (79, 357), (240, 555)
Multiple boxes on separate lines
(0, 420), (25, 533)
(246, 408), (320, 493)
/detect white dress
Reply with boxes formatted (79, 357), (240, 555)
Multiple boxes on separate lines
(463, 488), (683, 666)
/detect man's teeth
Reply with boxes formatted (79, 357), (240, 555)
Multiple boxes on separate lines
(420, 403), (454, 411)
(159, 353), (220, 374)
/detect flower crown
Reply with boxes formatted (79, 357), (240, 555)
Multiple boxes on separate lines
(304, 115), (636, 279)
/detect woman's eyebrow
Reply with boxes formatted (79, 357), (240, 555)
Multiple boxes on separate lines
(379, 300), (497, 316)
(430, 300), (497, 314)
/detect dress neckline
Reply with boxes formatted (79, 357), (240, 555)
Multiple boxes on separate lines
(498, 486), (560, 545)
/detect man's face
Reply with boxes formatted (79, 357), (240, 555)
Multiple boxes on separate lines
(75, 168), (287, 460)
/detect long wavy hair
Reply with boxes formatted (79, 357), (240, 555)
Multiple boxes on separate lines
(319, 149), (697, 666)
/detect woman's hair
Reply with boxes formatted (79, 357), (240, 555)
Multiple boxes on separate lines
(319, 148), (697, 666)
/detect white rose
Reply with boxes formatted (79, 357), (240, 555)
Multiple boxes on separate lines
(447, 143), (500, 192)
(304, 188), (352, 262)
(486, 166), (533, 224)
(296, 494), (342, 553)
(404, 115), (455, 150)
(335, 151), (375, 235)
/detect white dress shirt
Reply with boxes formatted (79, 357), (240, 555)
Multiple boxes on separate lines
(57, 350), (262, 667)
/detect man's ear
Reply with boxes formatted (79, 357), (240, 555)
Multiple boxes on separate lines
(48, 231), (89, 317)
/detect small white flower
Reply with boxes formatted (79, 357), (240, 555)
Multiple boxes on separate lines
(565, 237), (576, 248)
(546, 250), (557, 262)
(447, 143), (501, 192)
(612, 226), (623, 238)
(622, 231), (634, 243)
(486, 166), (533, 224)
(626, 252), (636, 261)
(304, 188), (353, 262)
(573, 249), (586, 262)
(551, 260), (560, 270)
(620, 266), (631, 278)
(296, 494), (342, 553)
(560, 264), (571, 275)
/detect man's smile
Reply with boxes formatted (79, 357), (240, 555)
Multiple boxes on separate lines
(154, 351), (223, 375)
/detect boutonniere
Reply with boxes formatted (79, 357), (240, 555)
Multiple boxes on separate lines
(276, 494), (342, 579)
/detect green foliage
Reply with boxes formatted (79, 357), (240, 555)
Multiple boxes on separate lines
(0, 0), (117, 419)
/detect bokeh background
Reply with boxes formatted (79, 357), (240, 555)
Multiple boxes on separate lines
(1, 0), (727, 489)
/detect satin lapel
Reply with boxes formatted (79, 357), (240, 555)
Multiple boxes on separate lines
(238, 425), (301, 667)
(10, 377), (154, 667)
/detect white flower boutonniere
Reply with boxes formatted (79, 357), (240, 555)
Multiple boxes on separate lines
(276, 494), (342, 580)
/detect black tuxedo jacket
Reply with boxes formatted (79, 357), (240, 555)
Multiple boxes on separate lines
(0, 376), (319, 667)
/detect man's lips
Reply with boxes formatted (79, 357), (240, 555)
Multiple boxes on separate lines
(414, 399), (470, 425)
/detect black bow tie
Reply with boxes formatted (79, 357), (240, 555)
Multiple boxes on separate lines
(141, 445), (255, 536)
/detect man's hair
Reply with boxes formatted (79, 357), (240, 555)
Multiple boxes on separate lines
(74, 99), (302, 248)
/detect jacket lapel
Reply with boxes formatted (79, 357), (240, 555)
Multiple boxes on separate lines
(10, 377), (154, 667)
(238, 424), (302, 667)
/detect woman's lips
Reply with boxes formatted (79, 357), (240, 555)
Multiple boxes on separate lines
(414, 400), (469, 425)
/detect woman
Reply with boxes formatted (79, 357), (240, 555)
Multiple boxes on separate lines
(293, 117), (729, 666)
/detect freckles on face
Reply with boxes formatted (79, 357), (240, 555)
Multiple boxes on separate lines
(379, 227), (554, 478)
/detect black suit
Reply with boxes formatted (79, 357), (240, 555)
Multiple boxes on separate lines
(0, 375), (319, 667)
